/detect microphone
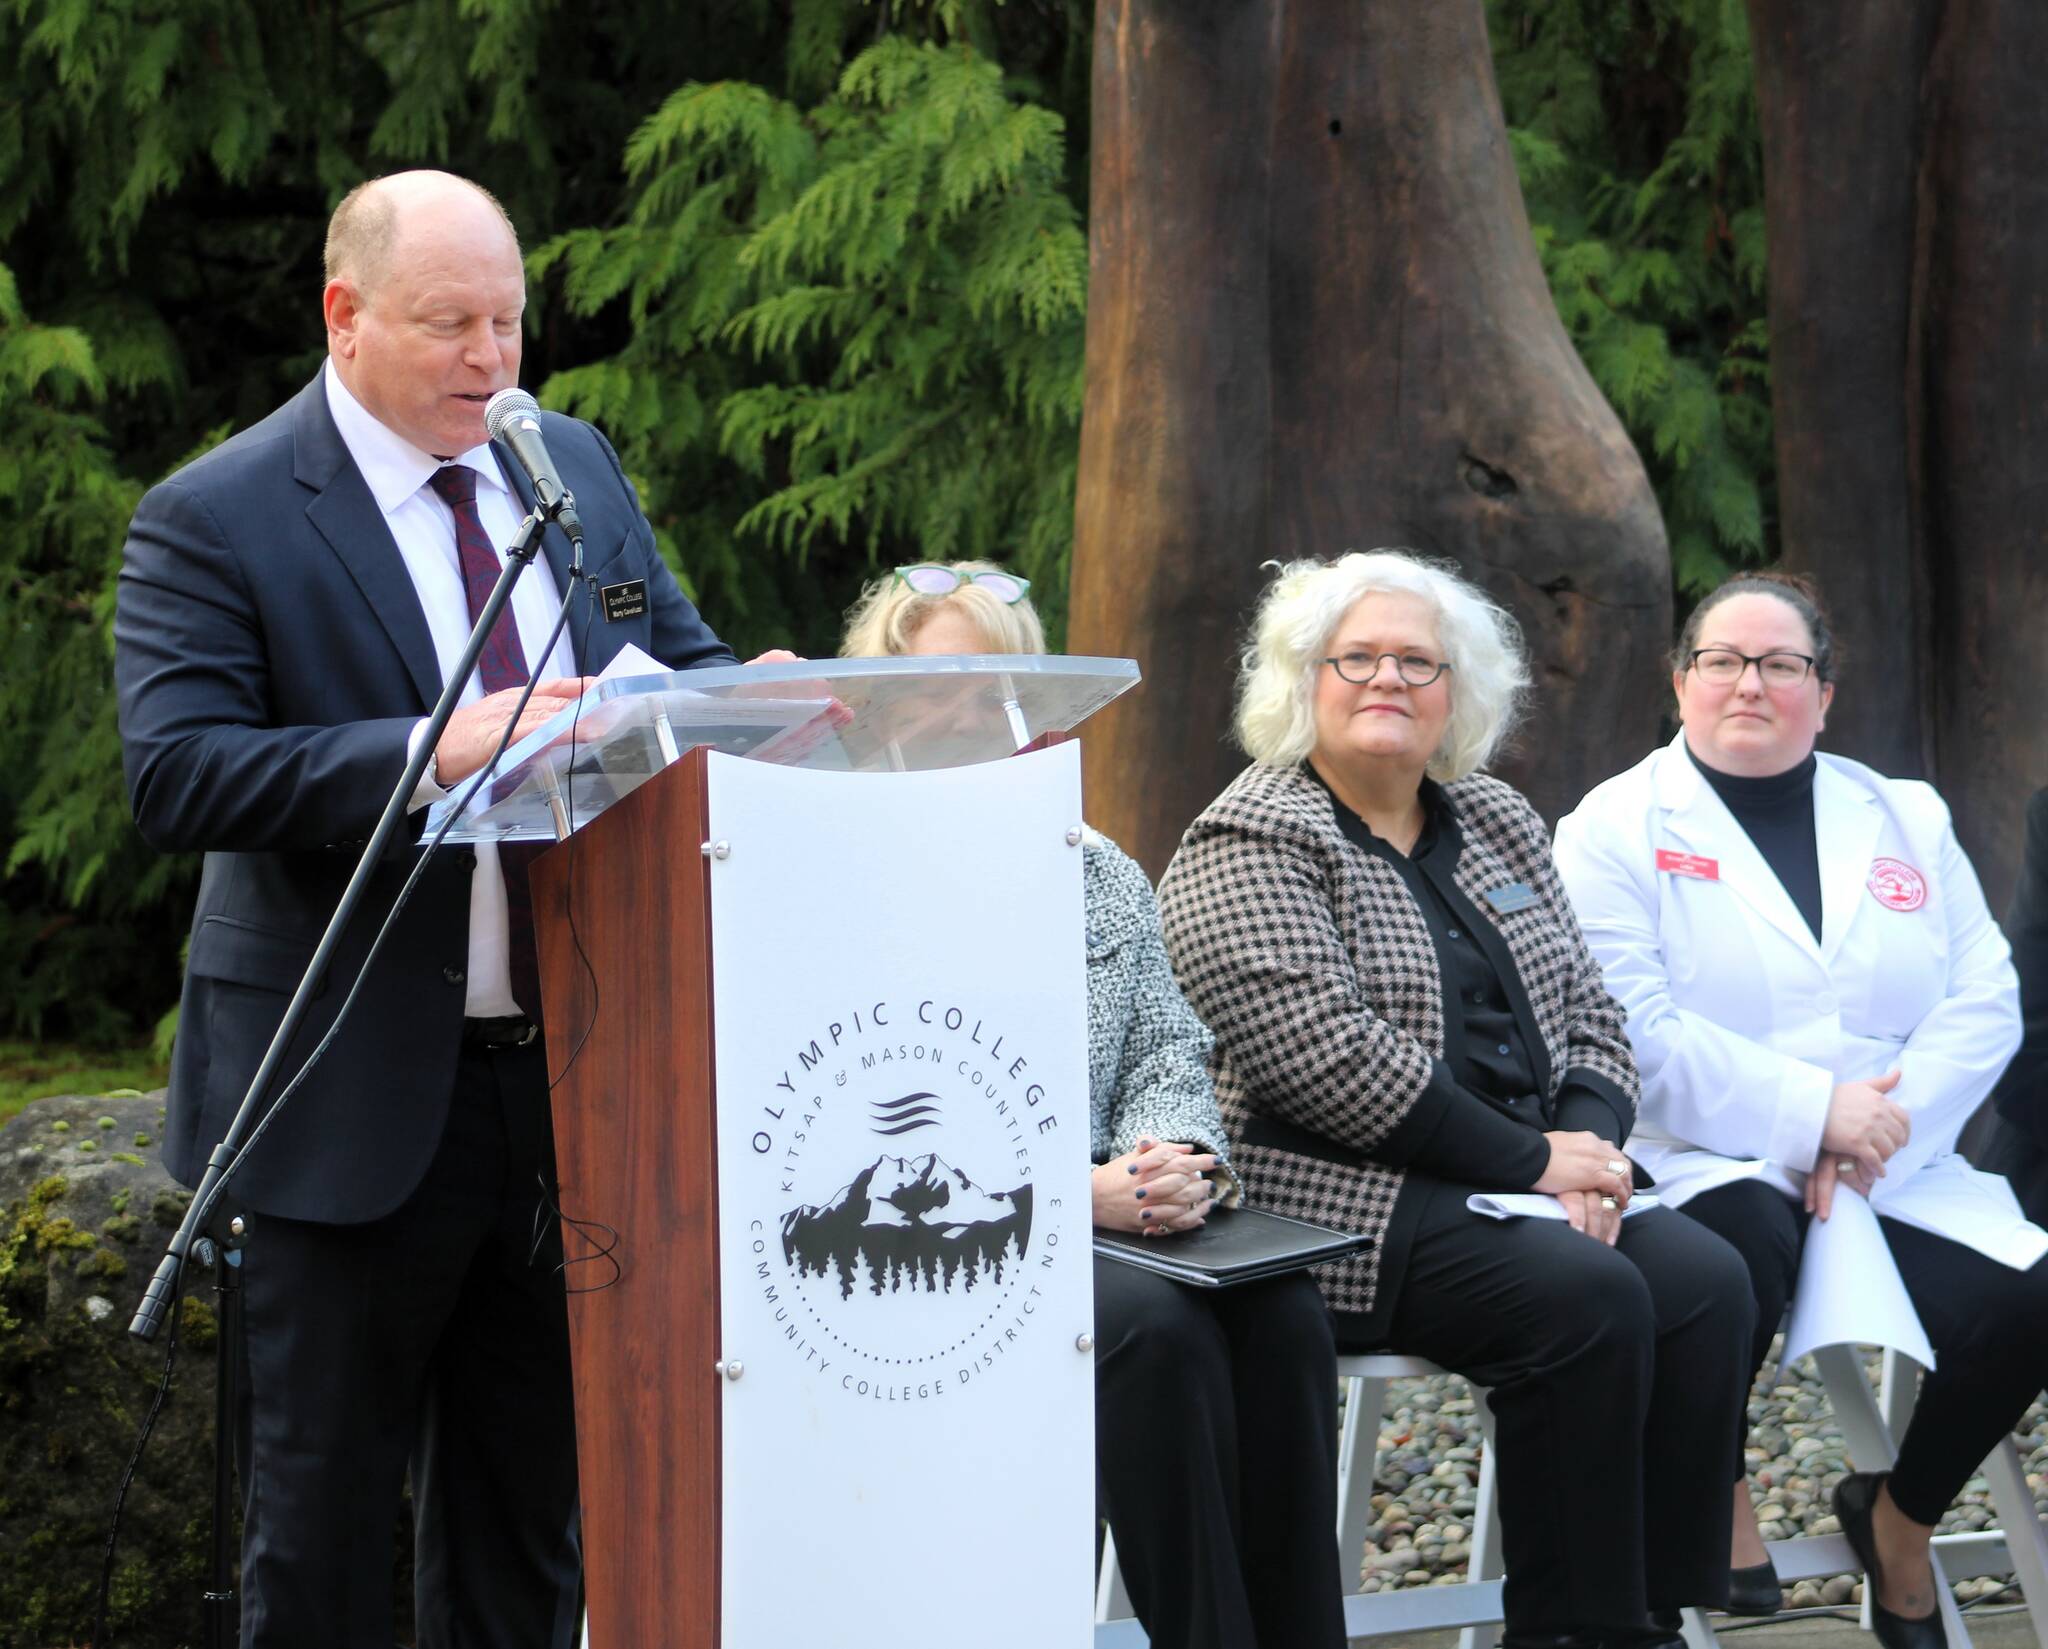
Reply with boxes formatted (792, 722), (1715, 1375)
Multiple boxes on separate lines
(485, 388), (584, 549)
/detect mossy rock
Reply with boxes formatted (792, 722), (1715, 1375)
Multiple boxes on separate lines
(0, 1094), (419, 1645)
(0, 1092), (213, 1646)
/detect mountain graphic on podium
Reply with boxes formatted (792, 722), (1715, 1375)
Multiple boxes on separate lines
(782, 1151), (1033, 1301)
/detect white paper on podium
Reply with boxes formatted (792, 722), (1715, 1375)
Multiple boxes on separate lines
(1780, 1189), (1935, 1371)
(593, 640), (664, 682)
(701, 745), (1095, 1649)
(1466, 1192), (1662, 1221)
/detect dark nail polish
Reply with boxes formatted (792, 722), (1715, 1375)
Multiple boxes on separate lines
(1126, 1165), (1138, 1175)
(1140, 1210), (1152, 1221)
(1134, 1188), (1146, 1199)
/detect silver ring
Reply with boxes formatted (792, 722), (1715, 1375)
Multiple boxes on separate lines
(1837, 1159), (1858, 1176)
(1606, 1159), (1627, 1177)
(1599, 1195), (1619, 1210)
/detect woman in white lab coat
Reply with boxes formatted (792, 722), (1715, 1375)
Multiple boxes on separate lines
(1553, 571), (2048, 1649)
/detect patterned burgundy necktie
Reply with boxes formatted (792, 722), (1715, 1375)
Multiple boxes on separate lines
(429, 463), (546, 1018)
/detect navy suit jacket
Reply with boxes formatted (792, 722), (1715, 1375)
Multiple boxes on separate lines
(116, 374), (735, 1224)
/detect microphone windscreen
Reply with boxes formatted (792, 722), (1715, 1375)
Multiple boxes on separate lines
(484, 387), (542, 444)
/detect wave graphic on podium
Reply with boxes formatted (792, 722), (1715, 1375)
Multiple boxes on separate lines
(869, 1091), (943, 1136)
(781, 1151), (1033, 1301)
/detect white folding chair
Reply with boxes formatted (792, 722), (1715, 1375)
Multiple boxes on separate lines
(1680, 1343), (2048, 1649)
(1334, 1354), (1504, 1646)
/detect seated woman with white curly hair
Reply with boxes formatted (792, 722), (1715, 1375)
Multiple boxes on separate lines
(841, 559), (1348, 1649)
(1155, 551), (1756, 1649)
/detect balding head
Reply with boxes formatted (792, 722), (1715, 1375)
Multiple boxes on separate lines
(322, 170), (528, 457)
(324, 171), (521, 299)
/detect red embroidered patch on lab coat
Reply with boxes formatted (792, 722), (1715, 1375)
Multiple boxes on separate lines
(1655, 849), (1720, 881)
(1867, 857), (1927, 912)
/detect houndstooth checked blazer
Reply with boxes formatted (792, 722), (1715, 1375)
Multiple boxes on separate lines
(1155, 762), (1639, 1319)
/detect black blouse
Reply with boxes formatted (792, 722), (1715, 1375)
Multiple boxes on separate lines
(1306, 770), (1633, 1170)
(1688, 743), (1823, 940)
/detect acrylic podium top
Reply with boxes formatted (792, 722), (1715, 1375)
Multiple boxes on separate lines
(424, 654), (1140, 844)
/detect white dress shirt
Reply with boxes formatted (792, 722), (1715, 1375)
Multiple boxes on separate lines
(324, 361), (576, 1017)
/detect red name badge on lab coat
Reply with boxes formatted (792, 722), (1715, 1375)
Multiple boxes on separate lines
(1655, 849), (1719, 881)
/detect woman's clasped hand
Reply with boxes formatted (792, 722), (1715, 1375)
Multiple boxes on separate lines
(1537, 1129), (1637, 1245)
(1808, 1071), (1907, 1217)
(1091, 1137), (1221, 1235)
(1822, 1069), (1909, 1180)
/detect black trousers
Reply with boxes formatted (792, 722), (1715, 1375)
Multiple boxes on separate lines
(1971, 1111), (2048, 1226)
(1338, 1197), (1755, 1635)
(1093, 1256), (1346, 1649)
(1683, 1176), (2048, 1525)
(234, 1040), (580, 1649)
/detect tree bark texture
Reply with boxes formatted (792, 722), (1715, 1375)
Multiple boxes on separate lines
(1747, 0), (2048, 905)
(1069, 0), (1672, 880)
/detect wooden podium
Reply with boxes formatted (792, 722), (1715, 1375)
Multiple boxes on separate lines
(445, 660), (1137, 1649)
(532, 747), (722, 1644)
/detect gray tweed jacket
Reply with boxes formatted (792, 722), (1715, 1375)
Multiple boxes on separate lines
(1085, 831), (1232, 1169)
(1155, 763), (1639, 1318)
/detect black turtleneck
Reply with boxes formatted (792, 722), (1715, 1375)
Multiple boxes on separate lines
(1688, 743), (1823, 940)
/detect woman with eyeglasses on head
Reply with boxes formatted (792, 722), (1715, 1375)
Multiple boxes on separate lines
(1155, 551), (1754, 1649)
(840, 559), (1348, 1649)
(1554, 571), (2048, 1649)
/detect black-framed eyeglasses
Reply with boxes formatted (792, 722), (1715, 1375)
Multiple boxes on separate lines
(1685, 647), (1817, 688)
(1322, 650), (1453, 687)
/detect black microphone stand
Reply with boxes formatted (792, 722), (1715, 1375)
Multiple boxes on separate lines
(127, 495), (569, 1649)
(192, 1219), (243, 1649)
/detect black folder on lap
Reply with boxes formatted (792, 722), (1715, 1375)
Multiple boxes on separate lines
(1092, 1204), (1371, 1288)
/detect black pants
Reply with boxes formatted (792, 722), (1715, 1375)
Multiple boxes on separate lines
(1683, 1176), (2048, 1525)
(1338, 1198), (1755, 1636)
(235, 1041), (580, 1648)
(1093, 1256), (1346, 1649)
(1971, 1111), (2048, 1226)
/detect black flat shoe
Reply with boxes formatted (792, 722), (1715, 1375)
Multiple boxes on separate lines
(1834, 1470), (1944, 1649)
(1726, 1559), (1782, 1616)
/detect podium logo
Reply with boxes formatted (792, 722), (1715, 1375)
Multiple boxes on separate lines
(781, 1147), (1033, 1301)
(741, 997), (1067, 1402)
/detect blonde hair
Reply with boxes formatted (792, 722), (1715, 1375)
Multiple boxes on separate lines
(839, 561), (1047, 657)
(1235, 550), (1530, 780)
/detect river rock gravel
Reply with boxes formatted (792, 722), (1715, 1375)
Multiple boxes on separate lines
(1350, 1337), (2046, 1609)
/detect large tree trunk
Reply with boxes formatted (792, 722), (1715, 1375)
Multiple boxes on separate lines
(1744, 0), (1942, 779)
(1067, 3), (1277, 877)
(1747, 0), (2048, 905)
(1919, 0), (2048, 905)
(1070, 0), (1671, 880)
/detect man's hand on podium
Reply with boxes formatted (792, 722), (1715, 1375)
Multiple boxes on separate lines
(434, 676), (596, 785)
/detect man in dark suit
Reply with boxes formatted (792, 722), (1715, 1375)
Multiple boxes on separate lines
(115, 170), (737, 1646)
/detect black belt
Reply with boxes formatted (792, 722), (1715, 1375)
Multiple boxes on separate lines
(463, 1015), (541, 1049)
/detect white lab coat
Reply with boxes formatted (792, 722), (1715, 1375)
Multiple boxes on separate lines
(1553, 737), (2044, 1301)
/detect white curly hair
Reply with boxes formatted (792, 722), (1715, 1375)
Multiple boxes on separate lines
(1235, 550), (1530, 780)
